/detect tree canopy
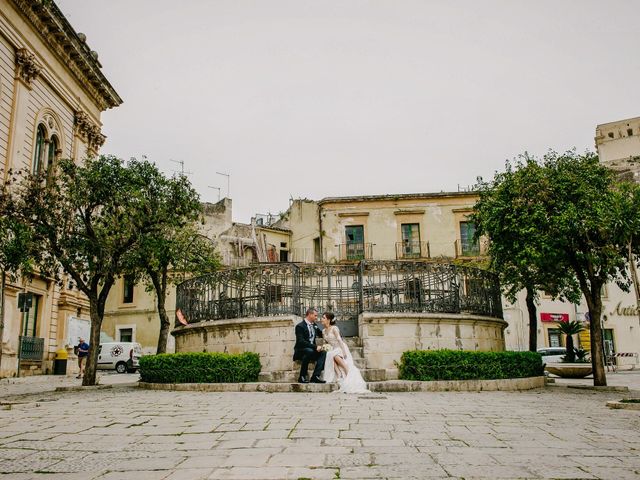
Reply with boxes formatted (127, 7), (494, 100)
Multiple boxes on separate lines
(473, 150), (640, 385)
(17, 156), (201, 385)
(124, 208), (220, 354)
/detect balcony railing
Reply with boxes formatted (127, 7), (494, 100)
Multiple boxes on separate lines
(337, 243), (374, 262)
(455, 239), (481, 257)
(395, 241), (430, 259)
(176, 260), (503, 328)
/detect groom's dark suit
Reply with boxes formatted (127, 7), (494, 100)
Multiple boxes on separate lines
(293, 320), (326, 382)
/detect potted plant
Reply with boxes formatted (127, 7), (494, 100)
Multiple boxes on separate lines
(545, 320), (593, 378)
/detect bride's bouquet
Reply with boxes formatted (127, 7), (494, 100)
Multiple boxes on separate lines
(320, 343), (332, 352)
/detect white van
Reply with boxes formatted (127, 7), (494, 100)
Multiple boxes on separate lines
(97, 342), (143, 373)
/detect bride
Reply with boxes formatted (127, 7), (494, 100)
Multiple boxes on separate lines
(320, 312), (369, 393)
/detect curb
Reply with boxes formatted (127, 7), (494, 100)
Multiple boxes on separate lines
(606, 400), (640, 410)
(55, 385), (114, 392)
(138, 376), (545, 393)
(567, 385), (629, 392)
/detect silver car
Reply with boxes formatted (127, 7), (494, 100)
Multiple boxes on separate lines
(537, 347), (566, 363)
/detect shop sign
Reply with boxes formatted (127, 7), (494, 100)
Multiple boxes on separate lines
(610, 302), (640, 317)
(540, 312), (569, 323)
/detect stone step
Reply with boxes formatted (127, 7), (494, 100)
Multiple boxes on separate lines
(349, 346), (364, 358)
(343, 337), (362, 348)
(262, 365), (383, 383)
(362, 368), (387, 382)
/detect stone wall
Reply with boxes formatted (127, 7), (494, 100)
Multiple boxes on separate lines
(173, 315), (298, 374)
(173, 312), (507, 382)
(359, 312), (507, 380)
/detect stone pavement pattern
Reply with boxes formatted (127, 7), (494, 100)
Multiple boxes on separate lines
(1, 384), (640, 479)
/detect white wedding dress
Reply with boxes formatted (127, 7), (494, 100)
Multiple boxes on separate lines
(321, 326), (369, 393)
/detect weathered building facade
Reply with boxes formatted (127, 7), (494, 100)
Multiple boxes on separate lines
(0, 0), (121, 377)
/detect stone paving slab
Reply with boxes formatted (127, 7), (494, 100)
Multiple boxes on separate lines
(0, 385), (639, 479)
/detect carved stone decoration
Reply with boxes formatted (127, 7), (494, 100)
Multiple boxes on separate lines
(15, 48), (42, 86)
(74, 110), (106, 154)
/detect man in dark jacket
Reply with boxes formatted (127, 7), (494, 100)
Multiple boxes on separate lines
(293, 308), (326, 383)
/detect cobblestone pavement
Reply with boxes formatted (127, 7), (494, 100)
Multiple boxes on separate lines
(1, 384), (640, 480)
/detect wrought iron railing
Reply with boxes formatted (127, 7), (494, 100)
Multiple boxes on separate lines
(395, 241), (430, 259)
(19, 336), (44, 361)
(337, 243), (374, 262)
(455, 239), (481, 257)
(176, 260), (502, 326)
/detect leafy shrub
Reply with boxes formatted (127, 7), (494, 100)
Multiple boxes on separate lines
(139, 352), (261, 383)
(398, 350), (543, 381)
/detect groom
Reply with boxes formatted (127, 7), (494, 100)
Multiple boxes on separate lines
(293, 308), (327, 383)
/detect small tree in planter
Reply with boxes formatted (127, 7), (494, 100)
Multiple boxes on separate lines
(556, 320), (585, 363)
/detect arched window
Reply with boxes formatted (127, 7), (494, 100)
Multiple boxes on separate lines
(33, 124), (46, 173)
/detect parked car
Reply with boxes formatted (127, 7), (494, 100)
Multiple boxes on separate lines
(537, 347), (566, 363)
(98, 342), (143, 373)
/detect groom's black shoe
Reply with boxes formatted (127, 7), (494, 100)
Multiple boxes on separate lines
(298, 376), (309, 384)
(310, 376), (326, 384)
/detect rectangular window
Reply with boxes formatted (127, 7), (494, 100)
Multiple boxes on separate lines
(279, 250), (289, 262)
(21, 294), (41, 337)
(313, 237), (322, 263)
(548, 328), (562, 348)
(345, 225), (365, 260)
(401, 223), (421, 258)
(119, 328), (133, 342)
(123, 275), (135, 304)
(459, 221), (480, 256)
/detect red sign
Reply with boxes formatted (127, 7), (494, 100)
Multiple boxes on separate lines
(540, 312), (569, 323)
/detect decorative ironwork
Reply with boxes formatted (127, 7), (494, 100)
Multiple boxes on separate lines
(395, 241), (430, 259)
(337, 243), (374, 261)
(176, 261), (502, 331)
(19, 336), (44, 361)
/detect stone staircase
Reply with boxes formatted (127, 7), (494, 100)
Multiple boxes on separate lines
(344, 337), (386, 382)
(258, 337), (386, 383)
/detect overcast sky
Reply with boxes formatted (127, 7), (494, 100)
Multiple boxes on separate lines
(56, 0), (640, 222)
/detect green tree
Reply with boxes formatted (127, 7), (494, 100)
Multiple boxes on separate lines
(472, 155), (579, 353)
(127, 221), (220, 354)
(555, 320), (585, 363)
(474, 150), (640, 386)
(0, 181), (35, 373)
(16, 156), (195, 385)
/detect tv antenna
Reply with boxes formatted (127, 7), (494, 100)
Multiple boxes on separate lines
(216, 171), (230, 198)
(208, 186), (221, 201)
(170, 159), (192, 177)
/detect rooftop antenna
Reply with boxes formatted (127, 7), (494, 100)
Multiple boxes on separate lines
(170, 159), (192, 177)
(216, 171), (230, 198)
(208, 186), (221, 201)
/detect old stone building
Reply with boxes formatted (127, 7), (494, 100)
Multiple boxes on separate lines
(0, 0), (121, 377)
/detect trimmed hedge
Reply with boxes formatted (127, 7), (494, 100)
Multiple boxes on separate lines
(398, 350), (543, 381)
(139, 352), (261, 384)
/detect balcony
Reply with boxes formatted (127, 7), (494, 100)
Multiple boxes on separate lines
(395, 241), (430, 260)
(455, 239), (482, 257)
(337, 243), (374, 262)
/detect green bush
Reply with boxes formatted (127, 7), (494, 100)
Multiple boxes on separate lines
(398, 350), (543, 381)
(139, 352), (261, 384)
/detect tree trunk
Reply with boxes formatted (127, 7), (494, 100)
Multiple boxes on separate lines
(525, 286), (538, 352)
(83, 294), (103, 386)
(586, 294), (607, 386)
(0, 270), (5, 375)
(152, 270), (170, 354)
